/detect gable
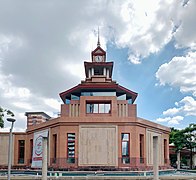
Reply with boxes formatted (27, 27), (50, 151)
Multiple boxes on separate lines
(92, 46), (106, 55)
(94, 49), (103, 54)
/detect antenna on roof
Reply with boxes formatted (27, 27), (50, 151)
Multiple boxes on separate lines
(97, 27), (100, 47)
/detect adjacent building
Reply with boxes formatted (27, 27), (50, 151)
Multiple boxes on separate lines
(0, 41), (171, 171)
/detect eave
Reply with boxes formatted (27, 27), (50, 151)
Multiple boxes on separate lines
(84, 61), (113, 77)
(59, 83), (138, 103)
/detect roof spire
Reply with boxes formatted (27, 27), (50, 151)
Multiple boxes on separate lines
(97, 27), (100, 47)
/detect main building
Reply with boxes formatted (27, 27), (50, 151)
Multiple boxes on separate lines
(0, 41), (170, 171)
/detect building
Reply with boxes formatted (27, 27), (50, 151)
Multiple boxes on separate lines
(0, 41), (171, 171)
(169, 143), (196, 169)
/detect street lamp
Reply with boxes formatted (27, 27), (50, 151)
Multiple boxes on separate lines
(7, 118), (16, 180)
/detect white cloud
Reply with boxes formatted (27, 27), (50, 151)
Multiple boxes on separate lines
(173, 0), (196, 49)
(44, 98), (61, 110)
(179, 96), (196, 116)
(4, 87), (31, 99)
(163, 107), (181, 116)
(0, 0), (195, 131)
(116, 0), (196, 63)
(156, 116), (184, 125)
(157, 96), (196, 125)
(168, 116), (184, 125)
(166, 96), (196, 117)
(64, 63), (85, 79)
(12, 102), (32, 110)
(156, 51), (196, 96)
(114, 0), (174, 64)
(0, 34), (23, 58)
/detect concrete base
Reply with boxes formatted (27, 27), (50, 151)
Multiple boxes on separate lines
(0, 175), (195, 180)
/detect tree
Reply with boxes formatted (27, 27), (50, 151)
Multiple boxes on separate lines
(170, 123), (196, 169)
(0, 106), (14, 128)
(182, 123), (196, 169)
(170, 127), (186, 169)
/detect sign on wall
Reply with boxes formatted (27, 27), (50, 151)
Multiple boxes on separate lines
(31, 129), (48, 168)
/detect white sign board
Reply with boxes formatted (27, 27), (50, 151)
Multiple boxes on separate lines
(31, 129), (48, 168)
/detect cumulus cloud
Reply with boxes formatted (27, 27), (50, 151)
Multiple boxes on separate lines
(178, 96), (196, 116)
(156, 96), (196, 125)
(163, 107), (181, 116)
(0, 0), (195, 131)
(173, 0), (196, 49)
(155, 1), (196, 125)
(164, 96), (196, 117)
(157, 116), (184, 125)
(113, 0), (174, 64)
(111, 0), (196, 63)
(156, 50), (196, 126)
(156, 51), (196, 96)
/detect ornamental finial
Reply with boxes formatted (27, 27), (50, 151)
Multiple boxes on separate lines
(97, 27), (100, 47)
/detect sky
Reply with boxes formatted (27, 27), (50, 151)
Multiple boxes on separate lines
(0, 0), (195, 132)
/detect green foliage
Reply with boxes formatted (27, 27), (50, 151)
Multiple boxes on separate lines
(182, 123), (196, 149)
(170, 127), (184, 151)
(170, 123), (196, 169)
(0, 106), (14, 128)
(170, 124), (196, 151)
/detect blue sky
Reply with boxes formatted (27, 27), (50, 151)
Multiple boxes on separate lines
(0, 0), (195, 131)
(107, 41), (194, 129)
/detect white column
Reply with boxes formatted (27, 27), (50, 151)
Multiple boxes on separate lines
(103, 67), (106, 76)
(193, 153), (196, 169)
(153, 136), (159, 180)
(177, 151), (181, 170)
(91, 68), (94, 76)
(106, 69), (109, 78)
(42, 137), (48, 180)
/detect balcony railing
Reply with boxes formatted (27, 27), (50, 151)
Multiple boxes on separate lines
(50, 158), (78, 167)
(117, 103), (128, 117)
(121, 157), (130, 164)
(140, 157), (144, 163)
(18, 158), (24, 164)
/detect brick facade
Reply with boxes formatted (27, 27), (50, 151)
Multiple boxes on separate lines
(0, 43), (171, 171)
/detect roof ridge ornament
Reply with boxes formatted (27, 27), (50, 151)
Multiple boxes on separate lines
(97, 27), (100, 47)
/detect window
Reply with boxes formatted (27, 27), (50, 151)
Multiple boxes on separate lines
(117, 94), (126, 100)
(140, 134), (144, 163)
(81, 91), (116, 96)
(127, 98), (132, 104)
(86, 102), (111, 114)
(30, 139), (33, 163)
(65, 99), (70, 104)
(67, 133), (75, 163)
(121, 133), (130, 164)
(94, 67), (103, 75)
(71, 94), (80, 100)
(18, 140), (25, 164)
(164, 139), (167, 163)
(53, 134), (57, 163)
